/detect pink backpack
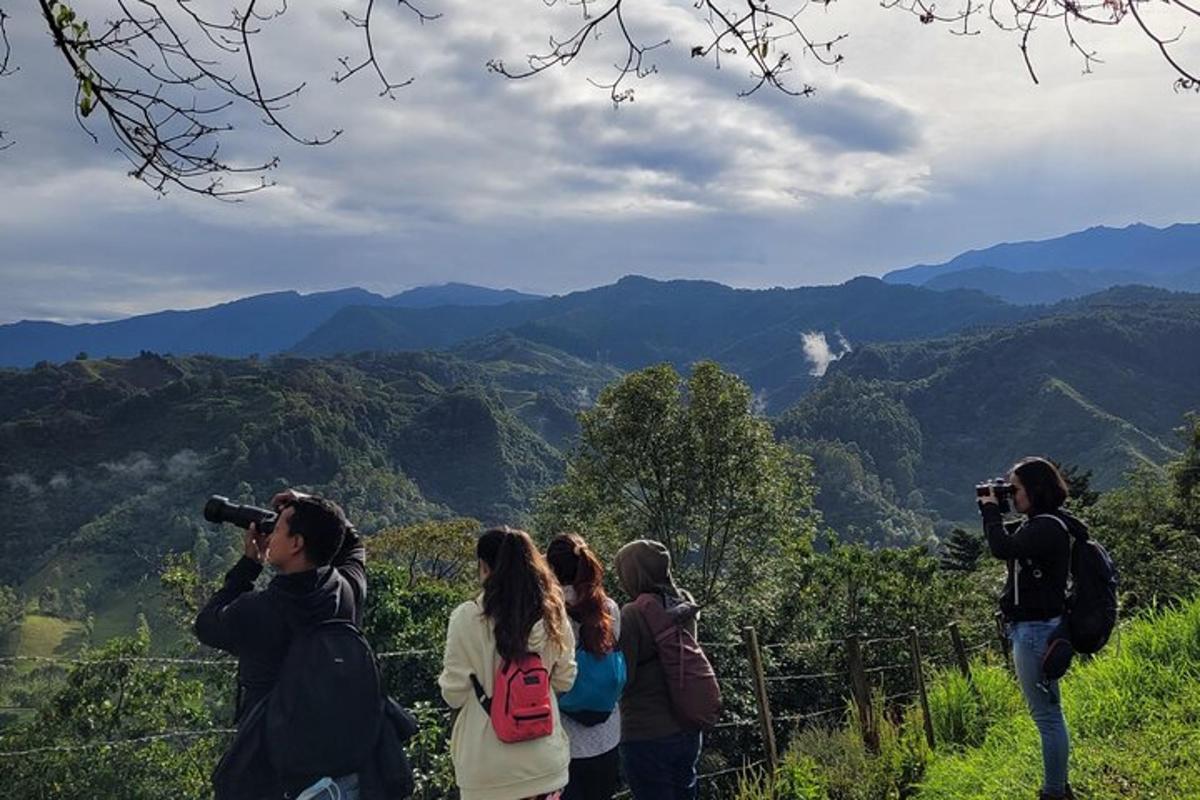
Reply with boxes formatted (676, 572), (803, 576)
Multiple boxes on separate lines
(470, 653), (554, 743)
(633, 593), (722, 729)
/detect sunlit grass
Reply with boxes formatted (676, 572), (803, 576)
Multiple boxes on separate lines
(738, 597), (1200, 799)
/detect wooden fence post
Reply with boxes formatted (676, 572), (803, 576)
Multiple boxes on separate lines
(995, 612), (1013, 672)
(743, 626), (778, 773)
(845, 633), (878, 753)
(948, 622), (972, 680)
(908, 626), (936, 750)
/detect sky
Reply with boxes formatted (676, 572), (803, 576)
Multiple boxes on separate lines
(1, 0), (1199, 323)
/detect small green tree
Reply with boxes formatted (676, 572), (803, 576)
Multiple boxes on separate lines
(939, 528), (985, 572)
(1061, 463), (1101, 509)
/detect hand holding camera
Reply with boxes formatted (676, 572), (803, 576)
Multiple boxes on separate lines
(975, 478), (1015, 513)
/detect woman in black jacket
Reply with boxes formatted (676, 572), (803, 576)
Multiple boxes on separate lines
(979, 456), (1079, 800)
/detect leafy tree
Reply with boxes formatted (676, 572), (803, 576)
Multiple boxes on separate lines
(369, 517), (482, 588)
(539, 361), (817, 607)
(1083, 465), (1200, 611)
(1061, 463), (1100, 508)
(1170, 412), (1200, 531)
(0, 629), (226, 799)
(939, 527), (985, 572)
(0, 583), (21, 638)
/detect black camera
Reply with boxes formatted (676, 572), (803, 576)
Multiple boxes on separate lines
(975, 478), (1015, 512)
(204, 495), (278, 535)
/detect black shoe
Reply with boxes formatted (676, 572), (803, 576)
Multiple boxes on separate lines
(1038, 786), (1074, 800)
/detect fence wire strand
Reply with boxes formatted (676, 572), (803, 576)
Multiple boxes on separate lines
(0, 728), (236, 758)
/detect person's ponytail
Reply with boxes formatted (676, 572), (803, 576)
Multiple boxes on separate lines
(478, 527), (566, 662)
(546, 533), (615, 656)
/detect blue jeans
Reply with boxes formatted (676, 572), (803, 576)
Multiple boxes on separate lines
(620, 731), (702, 800)
(1011, 618), (1070, 795)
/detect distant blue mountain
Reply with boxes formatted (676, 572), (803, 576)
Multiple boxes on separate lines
(884, 222), (1200, 303)
(390, 282), (542, 308)
(0, 284), (542, 367)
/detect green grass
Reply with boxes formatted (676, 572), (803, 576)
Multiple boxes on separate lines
(918, 599), (1200, 800)
(3, 614), (85, 658)
(740, 597), (1200, 799)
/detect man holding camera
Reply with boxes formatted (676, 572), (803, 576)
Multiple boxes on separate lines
(195, 489), (365, 723)
(196, 489), (369, 800)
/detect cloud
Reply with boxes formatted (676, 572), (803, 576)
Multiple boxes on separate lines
(2, 0), (1200, 322)
(802, 331), (852, 377)
(100, 454), (158, 480)
(166, 450), (205, 481)
(5, 473), (41, 494)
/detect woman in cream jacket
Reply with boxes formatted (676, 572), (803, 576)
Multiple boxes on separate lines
(439, 527), (578, 800)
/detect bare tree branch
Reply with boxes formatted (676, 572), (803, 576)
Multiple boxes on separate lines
(334, 0), (440, 98)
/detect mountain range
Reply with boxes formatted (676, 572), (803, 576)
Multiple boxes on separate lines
(884, 222), (1200, 304)
(0, 283), (541, 368)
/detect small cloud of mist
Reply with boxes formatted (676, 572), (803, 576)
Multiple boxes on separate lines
(802, 331), (853, 377)
(751, 389), (769, 416)
(166, 450), (204, 481)
(49, 472), (70, 489)
(101, 453), (158, 479)
(6, 473), (41, 494)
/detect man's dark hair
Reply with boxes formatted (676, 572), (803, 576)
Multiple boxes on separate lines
(286, 496), (349, 566)
(1012, 456), (1070, 514)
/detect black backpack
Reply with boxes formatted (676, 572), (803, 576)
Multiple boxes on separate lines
(266, 619), (385, 787)
(1040, 514), (1120, 655)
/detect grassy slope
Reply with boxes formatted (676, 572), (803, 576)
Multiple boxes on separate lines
(1, 615), (85, 658)
(918, 599), (1200, 800)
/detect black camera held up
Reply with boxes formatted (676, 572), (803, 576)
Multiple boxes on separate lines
(204, 495), (278, 535)
(975, 478), (1016, 513)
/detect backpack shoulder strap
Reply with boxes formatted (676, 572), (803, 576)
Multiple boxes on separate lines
(1030, 512), (1069, 533)
(1031, 513), (1074, 597)
(470, 673), (491, 714)
(632, 593), (671, 636)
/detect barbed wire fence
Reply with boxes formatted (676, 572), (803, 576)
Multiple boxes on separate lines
(0, 619), (1012, 796)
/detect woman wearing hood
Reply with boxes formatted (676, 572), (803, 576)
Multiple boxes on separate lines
(439, 527), (578, 800)
(613, 539), (705, 800)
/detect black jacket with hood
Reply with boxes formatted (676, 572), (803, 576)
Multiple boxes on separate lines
(982, 504), (1084, 623)
(194, 530), (366, 722)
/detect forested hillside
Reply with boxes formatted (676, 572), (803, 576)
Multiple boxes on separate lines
(293, 276), (1029, 411)
(0, 343), (619, 644)
(796, 287), (1200, 519)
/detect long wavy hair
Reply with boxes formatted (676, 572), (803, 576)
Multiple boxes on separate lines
(476, 527), (567, 662)
(545, 533), (615, 656)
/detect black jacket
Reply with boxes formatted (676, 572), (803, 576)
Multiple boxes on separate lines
(982, 505), (1083, 622)
(194, 530), (367, 721)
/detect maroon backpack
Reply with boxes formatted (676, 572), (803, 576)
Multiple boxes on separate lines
(633, 593), (722, 729)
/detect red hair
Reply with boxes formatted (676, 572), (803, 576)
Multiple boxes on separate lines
(546, 533), (615, 656)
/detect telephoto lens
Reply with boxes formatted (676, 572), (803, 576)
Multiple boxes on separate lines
(203, 495), (278, 535)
